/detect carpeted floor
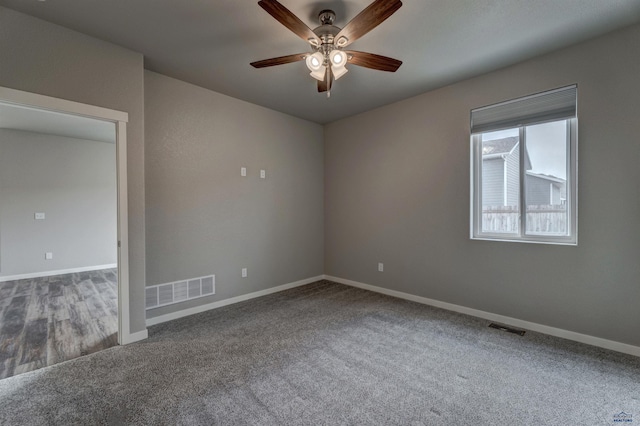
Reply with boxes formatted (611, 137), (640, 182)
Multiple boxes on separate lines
(0, 280), (638, 425)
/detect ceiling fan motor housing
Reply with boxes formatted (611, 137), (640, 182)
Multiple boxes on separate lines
(313, 10), (342, 61)
(318, 9), (336, 25)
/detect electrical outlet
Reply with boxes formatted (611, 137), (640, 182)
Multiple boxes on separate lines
(378, 262), (384, 272)
(35, 212), (45, 220)
(260, 169), (266, 179)
(45, 252), (53, 260)
(241, 268), (247, 278)
(241, 167), (247, 177)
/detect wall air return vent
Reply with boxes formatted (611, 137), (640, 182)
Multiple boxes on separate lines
(145, 275), (215, 310)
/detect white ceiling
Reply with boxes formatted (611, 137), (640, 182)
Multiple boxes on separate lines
(2, 0), (639, 124)
(0, 102), (116, 143)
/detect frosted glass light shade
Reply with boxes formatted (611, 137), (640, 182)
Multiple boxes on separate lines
(332, 65), (348, 80)
(329, 50), (347, 67)
(305, 52), (324, 71)
(310, 66), (327, 81)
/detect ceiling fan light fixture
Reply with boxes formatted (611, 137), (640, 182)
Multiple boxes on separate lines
(309, 66), (327, 81)
(251, 0), (403, 94)
(332, 65), (348, 80)
(329, 50), (347, 67)
(329, 50), (348, 80)
(305, 51), (324, 72)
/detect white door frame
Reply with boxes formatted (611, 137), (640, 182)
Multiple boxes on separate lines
(0, 85), (134, 345)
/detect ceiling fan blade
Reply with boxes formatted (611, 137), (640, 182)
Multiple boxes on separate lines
(251, 53), (307, 68)
(258, 0), (320, 46)
(345, 51), (402, 72)
(334, 0), (402, 48)
(318, 67), (332, 93)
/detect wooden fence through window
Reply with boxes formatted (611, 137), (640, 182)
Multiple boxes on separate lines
(482, 205), (567, 235)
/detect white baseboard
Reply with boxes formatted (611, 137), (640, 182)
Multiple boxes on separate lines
(0, 263), (118, 283)
(146, 275), (325, 327)
(120, 328), (148, 345)
(325, 275), (640, 358)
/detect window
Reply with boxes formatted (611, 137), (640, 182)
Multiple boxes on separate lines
(470, 86), (577, 244)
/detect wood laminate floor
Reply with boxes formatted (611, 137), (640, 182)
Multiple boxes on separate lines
(0, 269), (118, 379)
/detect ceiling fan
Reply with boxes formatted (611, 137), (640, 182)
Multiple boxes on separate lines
(250, 0), (403, 96)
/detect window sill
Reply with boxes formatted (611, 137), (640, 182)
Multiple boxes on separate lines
(471, 236), (577, 246)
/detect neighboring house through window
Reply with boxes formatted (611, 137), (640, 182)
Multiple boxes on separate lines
(481, 136), (525, 207)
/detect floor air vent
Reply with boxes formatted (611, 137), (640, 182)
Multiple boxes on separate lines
(145, 275), (215, 310)
(489, 323), (525, 336)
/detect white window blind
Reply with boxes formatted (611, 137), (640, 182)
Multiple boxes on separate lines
(471, 85), (577, 134)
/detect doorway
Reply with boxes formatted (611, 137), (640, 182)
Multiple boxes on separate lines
(0, 86), (129, 379)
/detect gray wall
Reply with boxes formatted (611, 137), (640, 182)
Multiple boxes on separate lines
(144, 71), (324, 319)
(0, 130), (116, 277)
(0, 7), (146, 333)
(324, 24), (640, 346)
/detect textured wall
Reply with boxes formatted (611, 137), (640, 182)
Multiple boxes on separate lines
(0, 7), (146, 333)
(324, 24), (640, 346)
(144, 71), (324, 318)
(0, 130), (117, 277)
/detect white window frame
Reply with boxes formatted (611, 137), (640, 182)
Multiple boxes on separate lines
(470, 90), (578, 246)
